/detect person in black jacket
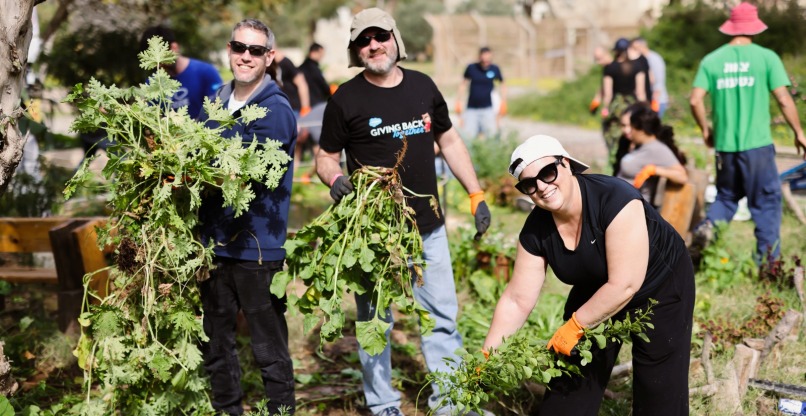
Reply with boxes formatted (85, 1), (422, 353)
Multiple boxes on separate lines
(298, 43), (331, 107)
(198, 19), (297, 415)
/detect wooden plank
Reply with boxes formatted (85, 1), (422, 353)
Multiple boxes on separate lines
(50, 220), (89, 332)
(0, 268), (58, 284)
(0, 218), (68, 253)
(73, 219), (109, 299)
(659, 182), (697, 239)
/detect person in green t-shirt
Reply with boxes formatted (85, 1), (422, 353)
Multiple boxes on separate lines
(689, 2), (806, 264)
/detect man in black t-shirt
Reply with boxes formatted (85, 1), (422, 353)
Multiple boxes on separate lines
(316, 8), (491, 416)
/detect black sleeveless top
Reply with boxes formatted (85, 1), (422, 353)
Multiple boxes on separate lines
(519, 174), (685, 319)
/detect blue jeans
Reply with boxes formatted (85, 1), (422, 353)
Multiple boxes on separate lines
(462, 107), (497, 140)
(706, 144), (782, 261)
(355, 225), (463, 414)
(657, 102), (668, 119)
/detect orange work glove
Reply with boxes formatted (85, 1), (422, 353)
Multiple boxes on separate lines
(589, 98), (601, 114)
(300, 106), (312, 117)
(482, 348), (490, 360)
(600, 107), (610, 118)
(329, 83), (339, 95)
(633, 164), (657, 188)
(651, 99), (660, 112)
(469, 191), (485, 215)
(498, 101), (507, 116)
(454, 101), (463, 115)
(547, 313), (585, 356)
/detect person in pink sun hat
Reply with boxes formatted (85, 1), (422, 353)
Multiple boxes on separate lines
(717, 1), (768, 36)
(689, 2), (806, 265)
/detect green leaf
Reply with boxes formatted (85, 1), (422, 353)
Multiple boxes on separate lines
(359, 245), (375, 273)
(138, 36), (177, 70)
(522, 365), (533, 379)
(0, 397), (14, 416)
(303, 315), (320, 334)
(93, 309), (121, 339)
(356, 317), (391, 356)
(270, 270), (292, 298)
(19, 316), (34, 331)
(593, 334), (607, 349)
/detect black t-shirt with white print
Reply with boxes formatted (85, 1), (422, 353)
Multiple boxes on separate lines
(319, 68), (451, 234)
(519, 174), (685, 319)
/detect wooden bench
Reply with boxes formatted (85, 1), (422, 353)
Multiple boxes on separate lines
(0, 217), (109, 331)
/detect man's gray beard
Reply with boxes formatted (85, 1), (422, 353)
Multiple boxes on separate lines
(363, 57), (395, 75)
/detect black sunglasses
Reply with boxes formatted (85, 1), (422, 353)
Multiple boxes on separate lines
(515, 158), (566, 195)
(229, 40), (270, 56)
(354, 31), (392, 48)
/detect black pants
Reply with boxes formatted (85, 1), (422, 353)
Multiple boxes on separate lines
(200, 258), (294, 415)
(539, 253), (695, 416)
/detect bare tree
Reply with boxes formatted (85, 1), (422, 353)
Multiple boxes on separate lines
(0, 0), (38, 196)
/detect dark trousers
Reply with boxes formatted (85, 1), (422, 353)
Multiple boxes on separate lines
(707, 145), (782, 262)
(200, 258), (294, 415)
(539, 254), (695, 416)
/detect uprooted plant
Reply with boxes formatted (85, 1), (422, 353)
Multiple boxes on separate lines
(426, 299), (657, 413)
(271, 142), (438, 355)
(63, 37), (291, 414)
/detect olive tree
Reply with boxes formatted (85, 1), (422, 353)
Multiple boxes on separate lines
(0, 0), (38, 196)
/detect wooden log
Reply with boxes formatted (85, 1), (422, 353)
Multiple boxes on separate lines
(795, 265), (805, 317)
(781, 184), (806, 225)
(760, 310), (803, 364)
(0, 341), (18, 396)
(742, 338), (764, 351)
(611, 361), (632, 379)
(733, 344), (760, 398)
(690, 384), (718, 397)
(702, 332), (715, 385)
(716, 359), (744, 416)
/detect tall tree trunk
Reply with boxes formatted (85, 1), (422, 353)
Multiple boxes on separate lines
(0, 0), (36, 196)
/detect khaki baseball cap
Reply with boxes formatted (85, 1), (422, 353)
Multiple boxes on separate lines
(348, 8), (407, 67)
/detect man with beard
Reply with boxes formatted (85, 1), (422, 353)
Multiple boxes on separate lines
(198, 19), (297, 415)
(139, 26), (222, 119)
(315, 8), (491, 416)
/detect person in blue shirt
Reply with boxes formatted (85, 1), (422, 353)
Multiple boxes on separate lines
(455, 46), (507, 141)
(139, 26), (223, 120)
(198, 19), (297, 415)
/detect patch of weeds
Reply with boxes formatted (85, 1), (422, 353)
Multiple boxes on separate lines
(696, 222), (757, 293)
(698, 293), (786, 351)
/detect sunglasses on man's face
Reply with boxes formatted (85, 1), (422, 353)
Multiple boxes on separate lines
(515, 158), (565, 195)
(354, 31), (392, 48)
(229, 40), (270, 56)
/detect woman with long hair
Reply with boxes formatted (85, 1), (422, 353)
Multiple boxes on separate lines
(615, 102), (688, 206)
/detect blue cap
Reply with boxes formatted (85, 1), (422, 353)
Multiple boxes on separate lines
(614, 38), (630, 52)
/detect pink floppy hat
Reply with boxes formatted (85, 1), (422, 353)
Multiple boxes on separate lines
(719, 2), (768, 36)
